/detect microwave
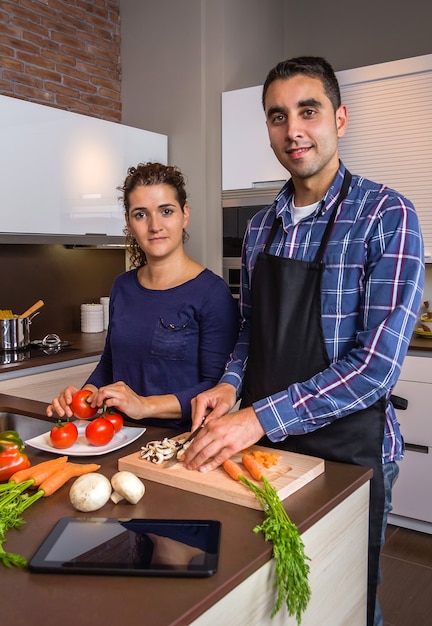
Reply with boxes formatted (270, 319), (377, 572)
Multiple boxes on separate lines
(222, 186), (282, 297)
(222, 257), (242, 298)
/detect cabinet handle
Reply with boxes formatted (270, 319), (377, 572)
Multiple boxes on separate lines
(405, 442), (429, 454)
(390, 394), (408, 410)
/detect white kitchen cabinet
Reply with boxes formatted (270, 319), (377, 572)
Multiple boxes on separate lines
(222, 86), (287, 191)
(390, 356), (432, 531)
(0, 95), (167, 237)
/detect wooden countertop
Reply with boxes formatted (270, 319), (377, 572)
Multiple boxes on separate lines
(0, 393), (372, 626)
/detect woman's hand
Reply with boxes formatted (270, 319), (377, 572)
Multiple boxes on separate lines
(93, 381), (144, 420)
(94, 381), (182, 421)
(46, 384), (97, 419)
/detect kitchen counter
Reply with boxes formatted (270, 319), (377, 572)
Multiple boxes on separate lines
(0, 332), (107, 378)
(1, 331), (431, 381)
(0, 393), (372, 626)
(406, 333), (432, 354)
(2, 330), (431, 377)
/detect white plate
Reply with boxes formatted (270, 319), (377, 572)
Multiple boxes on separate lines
(25, 421), (146, 456)
(414, 327), (432, 339)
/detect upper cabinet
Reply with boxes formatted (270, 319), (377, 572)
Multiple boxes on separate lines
(222, 86), (287, 191)
(0, 95), (167, 238)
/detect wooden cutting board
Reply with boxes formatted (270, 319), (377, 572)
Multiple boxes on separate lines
(118, 439), (325, 510)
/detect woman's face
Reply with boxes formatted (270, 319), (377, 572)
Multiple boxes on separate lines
(125, 183), (189, 263)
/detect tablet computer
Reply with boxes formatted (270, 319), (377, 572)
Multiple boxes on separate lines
(28, 517), (221, 577)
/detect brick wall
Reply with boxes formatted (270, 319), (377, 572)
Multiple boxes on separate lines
(0, 0), (121, 122)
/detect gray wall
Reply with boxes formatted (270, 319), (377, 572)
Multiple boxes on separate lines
(120, 0), (431, 274)
(282, 0), (431, 71)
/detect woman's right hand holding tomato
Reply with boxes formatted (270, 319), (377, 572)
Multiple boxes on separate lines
(91, 381), (144, 420)
(46, 385), (98, 419)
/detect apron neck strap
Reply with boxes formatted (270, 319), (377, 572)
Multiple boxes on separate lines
(264, 215), (283, 253)
(313, 169), (352, 263)
(263, 169), (352, 258)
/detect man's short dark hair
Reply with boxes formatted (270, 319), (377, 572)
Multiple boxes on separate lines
(262, 56), (341, 112)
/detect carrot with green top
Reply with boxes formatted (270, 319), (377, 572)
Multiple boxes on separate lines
(8, 456), (68, 486)
(38, 462), (101, 497)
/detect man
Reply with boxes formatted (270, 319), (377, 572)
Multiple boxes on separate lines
(183, 57), (424, 625)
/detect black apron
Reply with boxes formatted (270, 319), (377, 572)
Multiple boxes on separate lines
(241, 171), (385, 626)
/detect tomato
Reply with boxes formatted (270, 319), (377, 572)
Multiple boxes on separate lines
(85, 417), (115, 446)
(102, 409), (124, 433)
(70, 389), (98, 419)
(50, 420), (79, 449)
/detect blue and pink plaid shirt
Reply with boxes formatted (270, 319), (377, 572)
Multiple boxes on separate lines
(221, 163), (424, 462)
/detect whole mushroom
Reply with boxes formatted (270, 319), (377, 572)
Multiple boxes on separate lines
(69, 473), (112, 512)
(110, 471), (145, 504)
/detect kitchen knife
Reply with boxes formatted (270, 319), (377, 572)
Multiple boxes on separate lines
(164, 423), (204, 467)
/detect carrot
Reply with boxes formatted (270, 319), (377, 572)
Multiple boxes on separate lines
(38, 462), (101, 497)
(222, 459), (244, 481)
(242, 453), (264, 481)
(248, 449), (281, 468)
(8, 456), (68, 486)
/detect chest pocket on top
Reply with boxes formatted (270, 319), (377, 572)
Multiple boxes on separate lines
(150, 317), (190, 360)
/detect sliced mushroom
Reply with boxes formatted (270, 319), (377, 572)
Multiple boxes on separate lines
(139, 436), (188, 464)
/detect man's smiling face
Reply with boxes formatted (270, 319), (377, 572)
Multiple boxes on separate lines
(264, 74), (348, 196)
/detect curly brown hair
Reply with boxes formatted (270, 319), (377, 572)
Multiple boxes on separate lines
(119, 162), (189, 268)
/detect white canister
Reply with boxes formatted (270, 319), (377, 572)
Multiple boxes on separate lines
(100, 297), (110, 330)
(81, 303), (104, 333)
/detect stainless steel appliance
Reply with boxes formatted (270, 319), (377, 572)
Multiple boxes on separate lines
(222, 185), (282, 297)
(0, 334), (77, 365)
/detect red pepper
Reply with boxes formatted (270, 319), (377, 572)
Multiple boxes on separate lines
(0, 430), (30, 482)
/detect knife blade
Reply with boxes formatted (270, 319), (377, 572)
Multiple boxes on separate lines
(164, 423), (204, 467)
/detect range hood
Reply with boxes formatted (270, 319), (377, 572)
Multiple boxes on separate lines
(0, 232), (126, 248)
(222, 181), (286, 208)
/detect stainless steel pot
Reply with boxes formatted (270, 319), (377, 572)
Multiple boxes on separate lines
(0, 312), (40, 351)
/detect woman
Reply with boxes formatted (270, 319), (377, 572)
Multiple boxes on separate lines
(47, 162), (239, 428)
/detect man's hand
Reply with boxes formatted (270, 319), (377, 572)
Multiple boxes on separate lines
(190, 382), (237, 430)
(182, 406), (265, 473)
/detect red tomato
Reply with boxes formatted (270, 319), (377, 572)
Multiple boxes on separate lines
(85, 417), (115, 446)
(102, 409), (124, 433)
(50, 420), (79, 449)
(70, 389), (98, 419)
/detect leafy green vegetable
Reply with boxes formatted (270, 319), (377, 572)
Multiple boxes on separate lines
(239, 475), (311, 624)
(0, 479), (43, 568)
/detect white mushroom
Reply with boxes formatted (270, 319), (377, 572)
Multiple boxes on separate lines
(69, 473), (112, 512)
(140, 436), (188, 464)
(110, 471), (145, 504)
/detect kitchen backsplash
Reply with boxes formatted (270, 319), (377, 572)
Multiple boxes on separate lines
(0, 244), (125, 338)
(2, 244), (430, 341)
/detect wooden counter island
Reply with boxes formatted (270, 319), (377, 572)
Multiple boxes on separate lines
(0, 394), (372, 626)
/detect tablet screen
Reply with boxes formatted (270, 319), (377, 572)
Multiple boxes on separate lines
(28, 517), (221, 577)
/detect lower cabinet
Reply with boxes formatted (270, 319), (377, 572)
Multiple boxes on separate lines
(391, 356), (432, 530)
(391, 446), (432, 523)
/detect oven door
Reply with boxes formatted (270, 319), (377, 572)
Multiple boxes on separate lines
(223, 257), (241, 299)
